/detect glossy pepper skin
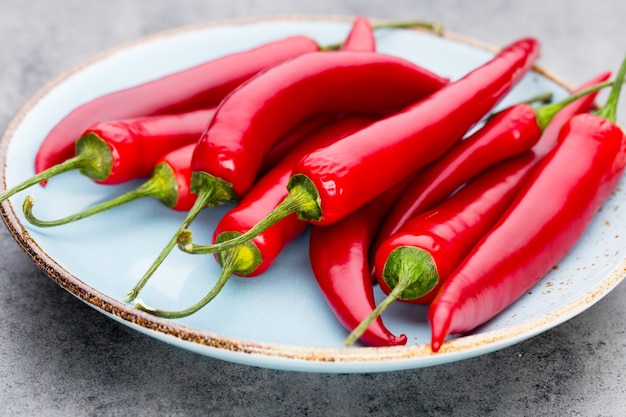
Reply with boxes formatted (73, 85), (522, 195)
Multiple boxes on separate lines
(213, 116), (376, 277)
(376, 153), (537, 305)
(340, 73), (611, 347)
(35, 36), (320, 178)
(373, 72), (611, 298)
(190, 50), (449, 200)
(135, 116), (376, 318)
(309, 180), (411, 347)
(292, 38), (539, 226)
(0, 107), (218, 203)
(428, 88), (626, 352)
(178, 38), (539, 257)
(372, 102), (544, 248)
(21, 114), (332, 229)
(85, 108), (216, 185)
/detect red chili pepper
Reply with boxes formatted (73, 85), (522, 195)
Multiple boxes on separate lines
(371, 71), (612, 262)
(34, 36), (322, 180)
(340, 16), (376, 51)
(376, 153), (537, 301)
(21, 114), (332, 228)
(22, 114), (334, 302)
(428, 57), (626, 352)
(343, 73), (612, 346)
(306, 86), (606, 348)
(0, 108), (217, 203)
(189, 50), (448, 202)
(370, 93), (552, 255)
(168, 49), (448, 275)
(119, 19), (400, 302)
(308, 180), (412, 347)
(178, 37), (539, 256)
(134, 116), (377, 317)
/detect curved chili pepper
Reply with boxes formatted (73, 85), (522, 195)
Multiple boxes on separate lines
(370, 72), (612, 261)
(32, 17), (442, 185)
(376, 153), (536, 300)
(369, 93), (554, 254)
(163, 50), (448, 291)
(428, 57), (626, 352)
(134, 116), (376, 317)
(189, 50), (448, 202)
(178, 37), (539, 256)
(23, 116), (335, 303)
(340, 16), (376, 51)
(308, 91), (547, 347)
(0, 108), (217, 203)
(21, 114), (331, 226)
(121, 22), (403, 302)
(344, 73), (613, 346)
(307, 92), (549, 347)
(34, 36), (322, 180)
(306, 92), (566, 347)
(308, 180), (412, 347)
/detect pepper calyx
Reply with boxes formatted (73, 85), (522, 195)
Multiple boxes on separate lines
(382, 246), (439, 300)
(74, 133), (114, 181)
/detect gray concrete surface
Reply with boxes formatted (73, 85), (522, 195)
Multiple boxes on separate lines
(1, 1), (625, 416)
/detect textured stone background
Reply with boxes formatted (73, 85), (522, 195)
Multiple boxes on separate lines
(1, 1), (625, 416)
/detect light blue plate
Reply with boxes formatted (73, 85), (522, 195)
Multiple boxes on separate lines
(1, 16), (624, 373)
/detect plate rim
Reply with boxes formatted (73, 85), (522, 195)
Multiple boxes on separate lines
(2, 14), (624, 371)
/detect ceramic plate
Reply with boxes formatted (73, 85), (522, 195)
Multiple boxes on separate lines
(2, 16), (625, 373)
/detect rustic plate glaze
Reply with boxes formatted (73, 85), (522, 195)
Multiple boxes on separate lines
(1, 16), (625, 373)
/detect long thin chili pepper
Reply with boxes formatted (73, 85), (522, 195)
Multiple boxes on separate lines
(305, 92), (550, 347)
(0, 108), (217, 203)
(345, 73), (613, 346)
(178, 37), (539, 256)
(134, 116), (377, 316)
(306, 92), (559, 347)
(121, 19), (409, 302)
(308, 179), (412, 347)
(32, 18), (442, 183)
(33, 36), (321, 180)
(188, 50), (448, 204)
(369, 90), (569, 254)
(21, 115), (331, 226)
(340, 16), (376, 51)
(140, 50), (448, 302)
(428, 56), (626, 352)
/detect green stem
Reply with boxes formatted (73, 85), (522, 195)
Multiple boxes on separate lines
(344, 246), (438, 346)
(521, 91), (553, 106)
(177, 174), (321, 255)
(22, 162), (178, 227)
(597, 55), (626, 122)
(371, 20), (444, 36)
(0, 157), (81, 203)
(124, 172), (238, 302)
(534, 80), (615, 130)
(0, 133), (112, 203)
(134, 248), (239, 319)
(123, 189), (210, 302)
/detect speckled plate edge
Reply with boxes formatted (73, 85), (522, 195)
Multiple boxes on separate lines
(1, 15), (625, 373)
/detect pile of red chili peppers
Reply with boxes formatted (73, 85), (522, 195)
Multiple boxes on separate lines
(3, 16), (626, 352)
